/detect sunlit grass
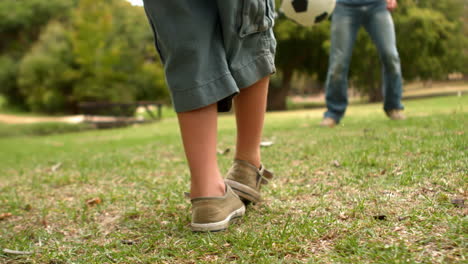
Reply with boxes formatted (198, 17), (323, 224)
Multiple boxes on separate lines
(0, 95), (466, 263)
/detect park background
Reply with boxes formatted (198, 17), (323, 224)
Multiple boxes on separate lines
(0, 0), (466, 115)
(0, 0), (467, 263)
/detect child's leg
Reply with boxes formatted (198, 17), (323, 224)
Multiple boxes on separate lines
(177, 103), (225, 198)
(225, 76), (273, 204)
(233, 77), (270, 168)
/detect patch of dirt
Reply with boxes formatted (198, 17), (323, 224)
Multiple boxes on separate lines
(0, 114), (85, 124)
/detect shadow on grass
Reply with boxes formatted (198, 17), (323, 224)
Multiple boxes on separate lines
(0, 122), (96, 138)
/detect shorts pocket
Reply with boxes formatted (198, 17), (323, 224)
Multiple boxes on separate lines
(239, 0), (275, 38)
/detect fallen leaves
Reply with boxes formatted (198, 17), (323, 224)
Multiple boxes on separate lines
(121, 239), (136, 245)
(43, 162), (63, 173)
(367, 170), (386, 177)
(86, 197), (102, 206)
(41, 216), (48, 228)
(51, 162), (62, 172)
(0, 212), (12, 221)
(3, 248), (33, 255)
(373, 215), (387, 221)
(332, 160), (341, 167)
(217, 148), (230, 155)
(392, 165), (404, 176)
(260, 141), (274, 147)
(338, 212), (349, 220)
(451, 198), (465, 208)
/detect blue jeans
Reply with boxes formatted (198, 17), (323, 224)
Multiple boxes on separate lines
(324, 1), (404, 122)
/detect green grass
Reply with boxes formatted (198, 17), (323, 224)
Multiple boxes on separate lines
(0, 95), (467, 263)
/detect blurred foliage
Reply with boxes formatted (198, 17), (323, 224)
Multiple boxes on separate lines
(0, 0), (74, 55)
(271, 0), (468, 109)
(18, 22), (75, 112)
(0, 0), (466, 112)
(70, 0), (167, 104)
(0, 0), (167, 114)
(350, 0), (468, 101)
(0, 0), (75, 109)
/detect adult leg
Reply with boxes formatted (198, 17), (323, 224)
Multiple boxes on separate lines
(364, 3), (404, 112)
(233, 77), (269, 168)
(324, 4), (362, 122)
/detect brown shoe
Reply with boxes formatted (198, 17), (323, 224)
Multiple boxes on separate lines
(319, 117), (337, 127)
(386, 109), (406, 120)
(225, 160), (273, 204)
(191, 185), (245, 232)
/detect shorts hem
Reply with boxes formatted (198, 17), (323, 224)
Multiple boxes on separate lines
(172, 73), (239, 113)
(232, 53), (276, 89)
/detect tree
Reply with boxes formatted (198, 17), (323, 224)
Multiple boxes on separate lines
(268, 0), (468, 109)
(17, 22), (75, 113)
(349, 0), (468, 101)
(0, 0), (75, 108)
(13, 0), (168, 113)
(69, 0), (167, 105)
(270, 14), (331, 110)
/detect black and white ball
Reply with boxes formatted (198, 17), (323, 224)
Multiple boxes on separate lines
(281, 0), (336, 27)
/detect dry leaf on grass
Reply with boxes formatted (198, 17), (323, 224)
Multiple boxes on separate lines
(121, 240), (136, 245)
(260, 141), (274, 147)
(0, 213), (12, 221)
(3, 248), (33, 255)
(314, 170), (327, 176)
(332, 160), (341, 167)
(398, 216), (409, 221)
(373, 215), (387, 220)
(217, 148), (230, 155)
(86, 197), (102, 206)
(51, 162), (62, 172)
(451, 198), (465, 208)
(338, 212), (349, 220)
(41, 217), (48, 228)
(368, 170), (386, 177)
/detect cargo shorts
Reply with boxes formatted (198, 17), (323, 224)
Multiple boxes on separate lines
(143, 0), (277, 112)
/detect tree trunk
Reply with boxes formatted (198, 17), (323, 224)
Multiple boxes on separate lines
(267, 70), (293, 111)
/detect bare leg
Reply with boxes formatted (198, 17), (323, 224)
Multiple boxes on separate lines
(234, 77), (270, 168)
(177, 103), (225, 198)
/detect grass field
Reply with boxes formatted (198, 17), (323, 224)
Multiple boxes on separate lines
(0, 95), (466, 263)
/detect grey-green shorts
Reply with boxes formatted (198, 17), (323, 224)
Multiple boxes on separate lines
(143, 0), (277, 112)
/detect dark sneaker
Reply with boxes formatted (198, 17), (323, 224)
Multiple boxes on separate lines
(190, 185), (245, 232)
(225, 159), (273, 204)
(386, 109), (406, 120)
(319, 117), (337, 127)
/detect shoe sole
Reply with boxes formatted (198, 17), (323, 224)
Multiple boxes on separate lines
(191, 205), (245, 232)
(225, 179), (261, 204)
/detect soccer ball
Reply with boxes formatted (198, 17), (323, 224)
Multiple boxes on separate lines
(280, 0), (336, 27)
